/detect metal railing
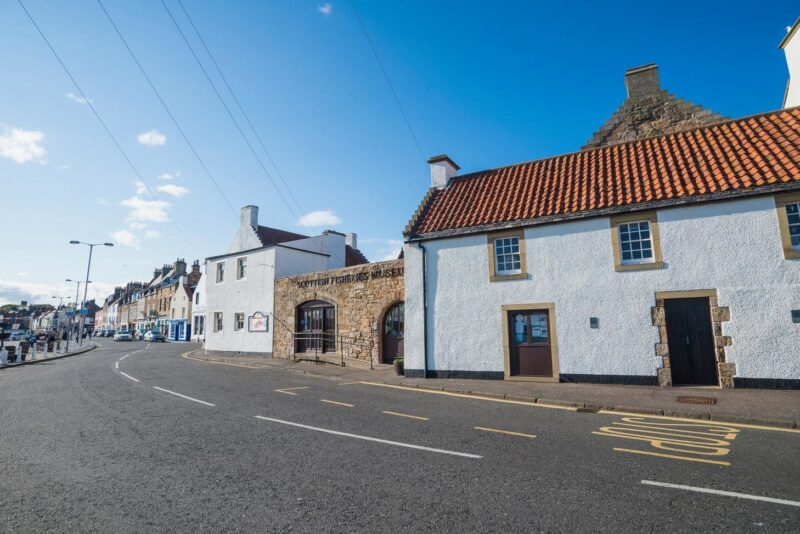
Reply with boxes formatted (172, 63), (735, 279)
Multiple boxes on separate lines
(291, 332), (374, 369)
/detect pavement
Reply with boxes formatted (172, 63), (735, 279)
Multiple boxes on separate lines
(0, 340), (96, 368)
(1, 340), (798, 532)
(189, 349), (800, 430)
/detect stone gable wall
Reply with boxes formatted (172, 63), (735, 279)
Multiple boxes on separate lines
(273, 259), (404, 363)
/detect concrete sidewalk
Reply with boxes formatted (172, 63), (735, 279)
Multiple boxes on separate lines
(0, 342), (97, 369)
(186, 350), (800, 429)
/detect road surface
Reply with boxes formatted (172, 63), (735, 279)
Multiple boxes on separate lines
(1, 341), (798, 532)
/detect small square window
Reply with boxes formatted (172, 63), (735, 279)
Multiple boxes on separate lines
(618, 221), (655, 264)
(494, 236), (522, 275)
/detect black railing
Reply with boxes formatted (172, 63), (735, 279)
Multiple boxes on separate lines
(291, 332), (374, 369)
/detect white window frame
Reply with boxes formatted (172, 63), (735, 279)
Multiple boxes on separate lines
(236, 257), (247, 280)
(214, 312), (223, 332)
(786, 202), (800, 251)
(493, 236), (522, 275)
(216, 262), (225, 283)
(617, 220), (655, 265)
(234, 312), (245, 331)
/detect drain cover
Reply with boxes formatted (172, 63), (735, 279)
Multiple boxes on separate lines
(676, 395), (717, 405)
(577, 407), (600, 413)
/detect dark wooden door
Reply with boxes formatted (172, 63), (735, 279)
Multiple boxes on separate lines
(382, 303), (404, 363)
(664, 297), (717, 386)
(296, 302), (335, 353)
(508, 310), (553, 377)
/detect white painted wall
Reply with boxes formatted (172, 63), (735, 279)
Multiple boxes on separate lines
(204, 248), (276, 354)
(783, 24), (800, 108)
(405, 195), (800, 380)
(191, 273), (206, 342)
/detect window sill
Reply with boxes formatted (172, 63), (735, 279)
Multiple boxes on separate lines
(784, 248), (800, 260)
(614, 261), (664, 272)
(490, 272), (528, 282)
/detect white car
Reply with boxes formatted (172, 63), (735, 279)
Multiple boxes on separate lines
(143, 330), (166, 342)
(113, 330), (133, 341)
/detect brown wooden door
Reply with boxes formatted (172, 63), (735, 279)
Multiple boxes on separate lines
(508, 310), (553, 377)
(382, 303), (404, 363)
(664, 297), (718, 385)
(296, 301), (335, 353)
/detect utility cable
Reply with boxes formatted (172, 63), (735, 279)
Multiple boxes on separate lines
(16, 0), (201, 256)
(175, 0), (304, 216)
(158, 0), (301, 220)
(95, 0), (237, 217)
(349, 0), (427, 162)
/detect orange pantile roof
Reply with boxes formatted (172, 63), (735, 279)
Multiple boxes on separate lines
(407, 108), (800, 237)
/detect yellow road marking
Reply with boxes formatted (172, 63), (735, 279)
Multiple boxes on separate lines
(321, 399), (354, 407)
(597, 409), (800, 434)
(275, 387), (310, 396)
(383, 410), (429, 421)
(182, 351), (264, 369)
(613, 447), (730, 466)
(474, 426), (536, 439)
(360, 382), (577, 411)
(337, 381), (363, 386)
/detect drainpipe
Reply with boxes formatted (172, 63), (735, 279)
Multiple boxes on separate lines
(412, 242), (429, 379)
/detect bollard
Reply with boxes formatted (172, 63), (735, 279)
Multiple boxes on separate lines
(0, 348), (7, 367)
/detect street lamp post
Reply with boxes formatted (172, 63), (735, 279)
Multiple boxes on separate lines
(65, 279), (85, 351)
(70, 241), (113, 345)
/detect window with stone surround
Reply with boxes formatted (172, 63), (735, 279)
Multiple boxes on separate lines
(776, 194), (800, 259)
(610, 211), (664, 271)
(214, 312), (223, 332)
(487, 230), (527, 281)
(234, 312), (244, 331)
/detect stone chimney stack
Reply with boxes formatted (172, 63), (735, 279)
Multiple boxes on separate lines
(153, 268), (161, 279)
(345, 233), (357, 250)
(174, 258), (187, 276)
(625, 64), (661, 99)
(241, 205), (259, 228)
(427, 155), (459, 189)
(191, 260), (200, 274)
(161, 264), (170, 277)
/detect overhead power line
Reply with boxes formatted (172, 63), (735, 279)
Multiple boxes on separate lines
(175, 0), (304, 216)
(16, 0), (200, 255)
(95, 0), (237, 217)
(159, 0), (301, 221)
(348, 0), (427, 162)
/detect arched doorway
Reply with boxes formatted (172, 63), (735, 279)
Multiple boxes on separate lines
(382, 302), (404, 363)
(296, 300), (335, 353)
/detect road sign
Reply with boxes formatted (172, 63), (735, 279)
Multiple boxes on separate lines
(65, 309), (75, 318)
(79, 309), (89, 316)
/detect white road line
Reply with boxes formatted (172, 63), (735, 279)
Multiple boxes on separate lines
(119, 354), (129, 360)
(153, 386), (215, 407)
(115, 361), (119, 369)
(120, 372), (140, 383)
(641, 480), (800, 508)
(255, 416), (482, 459)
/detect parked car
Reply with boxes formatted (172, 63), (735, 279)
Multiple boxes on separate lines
(113, 330), (133, 342)
(103, 330), (116, 337)
(144, 330), (166, 342)
(10, 331), (29, 341)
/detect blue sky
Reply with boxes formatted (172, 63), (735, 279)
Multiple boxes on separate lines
(0, 0), (796, 306)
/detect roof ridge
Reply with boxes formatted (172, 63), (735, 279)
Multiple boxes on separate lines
(449, 106), (795, 186)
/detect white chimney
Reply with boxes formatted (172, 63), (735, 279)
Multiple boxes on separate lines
(240, 205), (258, 228)
(345, 233), (357, 250)
(427, 155), (459, 189)
(780, 19), (800, 108)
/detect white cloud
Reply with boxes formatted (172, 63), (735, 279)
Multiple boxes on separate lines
(0, 279), (118, 307)
(0, 125), (47, 164)
(158, 171), (180, 180)
(111, 229), (141, 249)
(65, 92), (92, 105)
(128, 221), (147, 230)
(360, 238), (403, 262)
(137, 129), (166, 146)
(135, 181), (148, 195)
(156, 184), (190, 198)
(298, 210), (342, 228)
(16, 271), (30, 277)
(144, 230), (162, 239)
(58, 164), (71, 170)
(318, 3), (333, 15)
(121, 196), (171, 223)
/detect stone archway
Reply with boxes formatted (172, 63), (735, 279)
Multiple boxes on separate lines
(380, 301), (404, 364)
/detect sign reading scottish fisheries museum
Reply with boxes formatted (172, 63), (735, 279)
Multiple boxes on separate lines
(295, 266), (404, 289)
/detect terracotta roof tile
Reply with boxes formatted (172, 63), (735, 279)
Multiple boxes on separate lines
(408, 108), (800, 237)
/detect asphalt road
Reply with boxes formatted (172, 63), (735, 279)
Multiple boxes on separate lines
(1, 341), (798, 533)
